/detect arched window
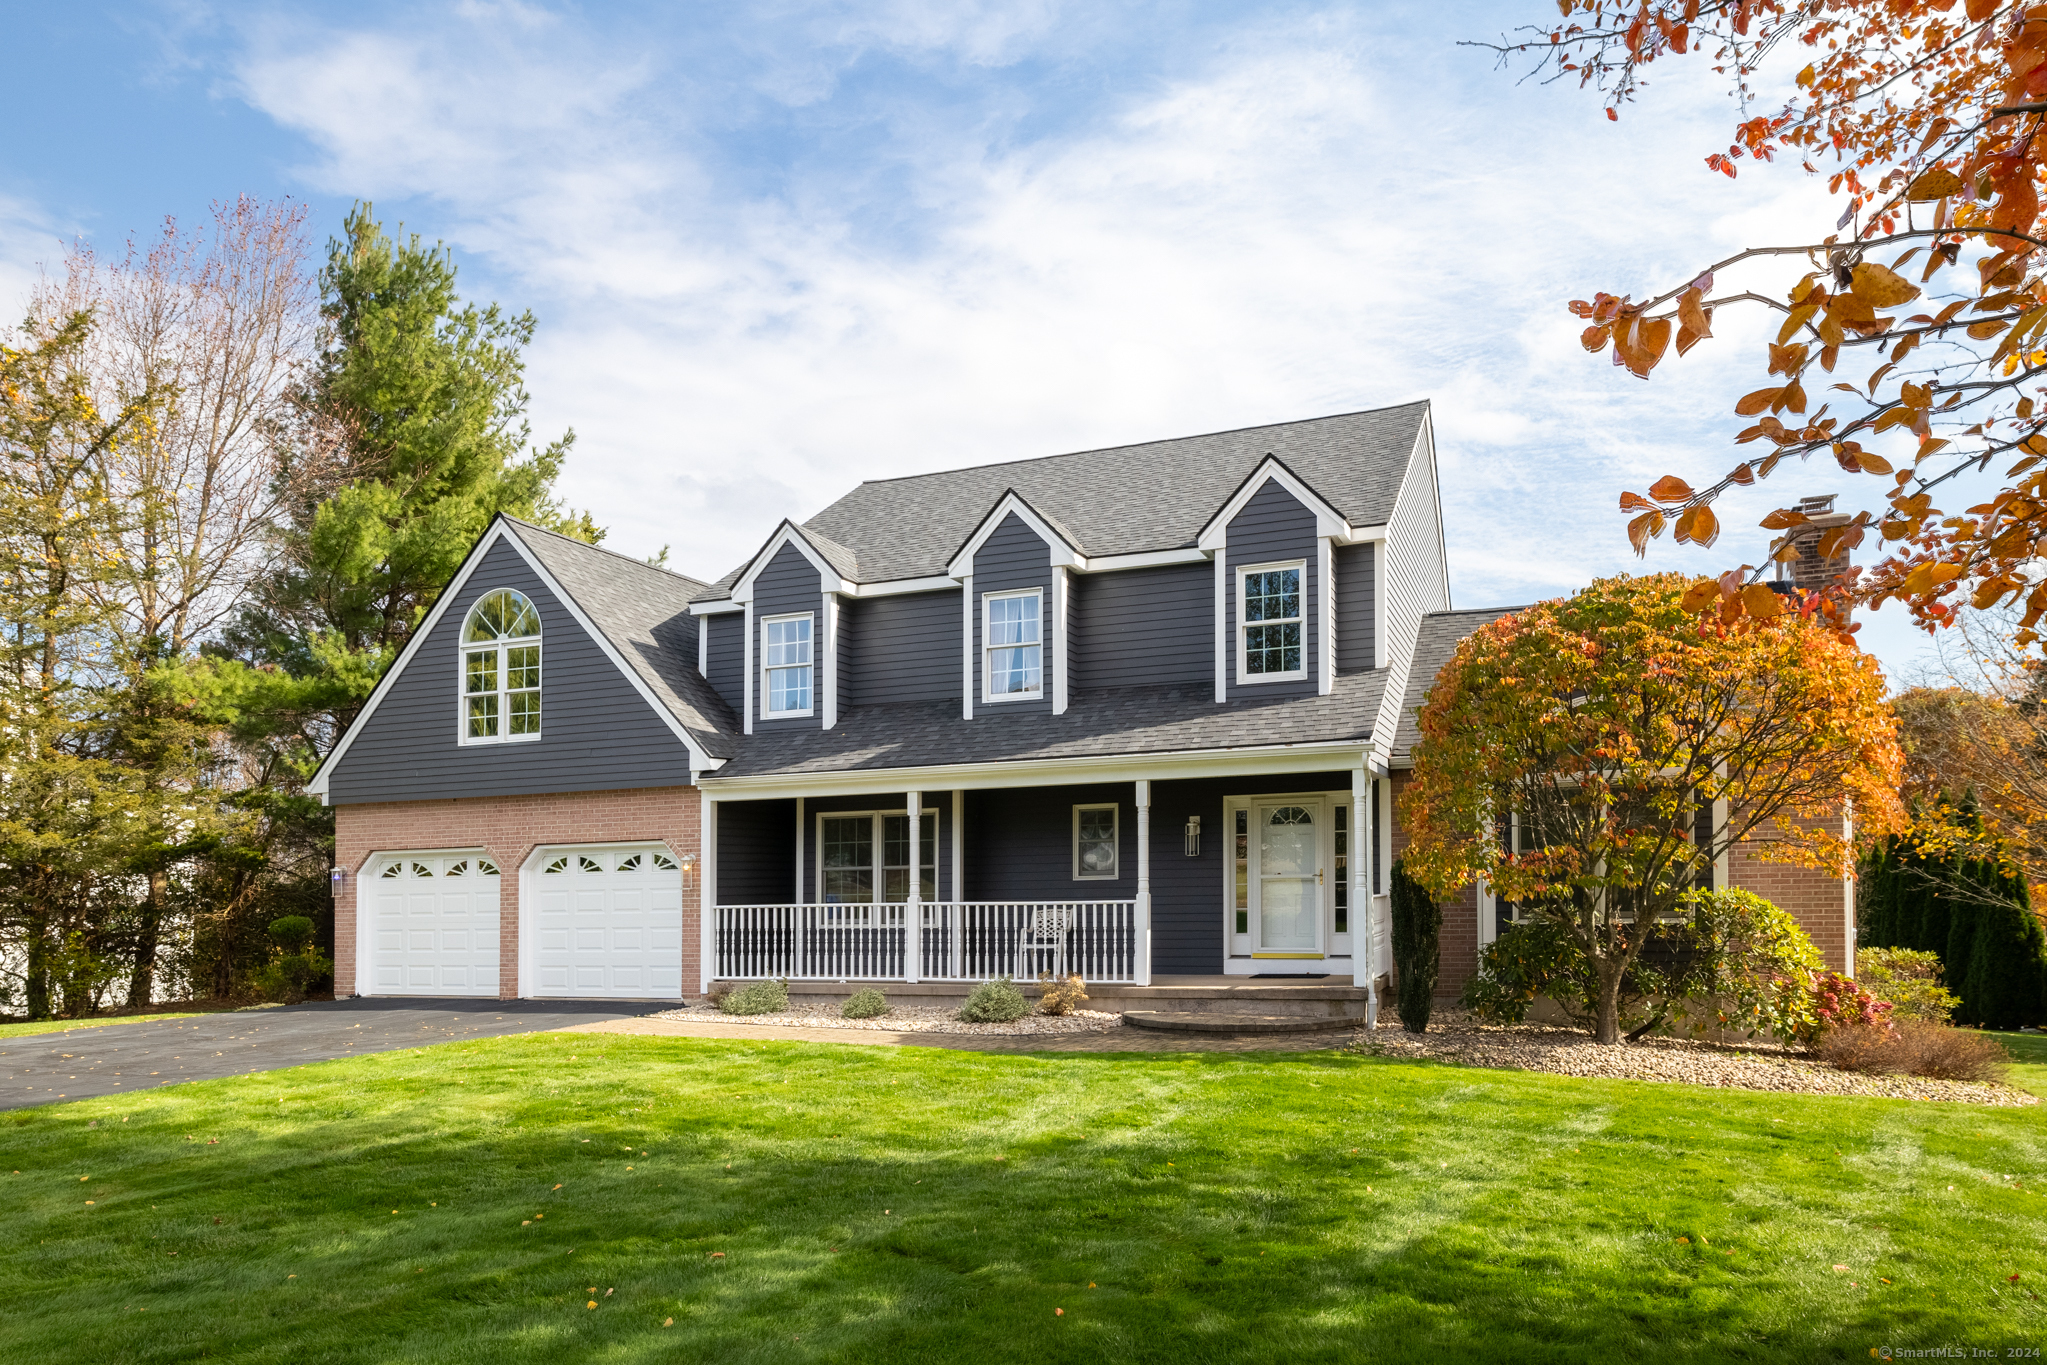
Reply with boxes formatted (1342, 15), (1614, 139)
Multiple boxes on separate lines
(462, 589), (542, 742)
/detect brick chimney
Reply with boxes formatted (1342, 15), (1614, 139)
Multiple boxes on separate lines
(1771, 494), (1854, 592)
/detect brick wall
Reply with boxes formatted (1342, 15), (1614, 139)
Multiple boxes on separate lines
(1392, 771), (1854, 996)
(333, 786), (702, 1000)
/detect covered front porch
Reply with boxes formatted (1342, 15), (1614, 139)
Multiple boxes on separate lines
(698, 763), (1395, 993)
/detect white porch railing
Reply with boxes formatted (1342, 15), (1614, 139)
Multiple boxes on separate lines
(714, 900), (1142, 984)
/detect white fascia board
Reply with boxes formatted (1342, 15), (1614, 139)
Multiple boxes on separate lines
(307, 519), (723, 796)
(1195, 456), (1349, 552)
(848, 574), (958, 598)
(1072, 546), (1210, 573)
(701, 740), (1375, 800)
(945, 491), (1085, 578)
(688, 598), (744, 616)
(1339, 524), (1389, 545)
(731, 521), (856, 604)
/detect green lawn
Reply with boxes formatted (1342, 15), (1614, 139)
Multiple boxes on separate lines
(0, 1012), (213, 1040)
(2, 1035), (2043, 1364)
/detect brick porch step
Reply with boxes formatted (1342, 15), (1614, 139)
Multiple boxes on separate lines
(1122, 1011), (1360, 1035)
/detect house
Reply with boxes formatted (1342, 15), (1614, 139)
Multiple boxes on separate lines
(311, 402), (1856, 1014)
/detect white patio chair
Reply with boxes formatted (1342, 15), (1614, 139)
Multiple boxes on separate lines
(1015, 904), (1071, 980)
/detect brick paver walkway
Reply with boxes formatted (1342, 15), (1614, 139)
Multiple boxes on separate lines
(557, 1016), (1364, 1054)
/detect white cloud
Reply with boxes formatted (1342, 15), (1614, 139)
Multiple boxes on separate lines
(226, 3), (1944, 677)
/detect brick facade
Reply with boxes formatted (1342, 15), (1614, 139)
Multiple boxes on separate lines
(333, 786), (702, 1000)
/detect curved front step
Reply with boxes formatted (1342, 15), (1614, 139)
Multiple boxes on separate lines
(1121, 1010), (1359, 1034)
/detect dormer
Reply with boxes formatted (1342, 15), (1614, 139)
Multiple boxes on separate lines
(726, 520), (858, 735)
(948, 491), (1084, 719)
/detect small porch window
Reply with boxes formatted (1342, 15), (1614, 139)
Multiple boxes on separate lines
(1073, 804), (1118, 879)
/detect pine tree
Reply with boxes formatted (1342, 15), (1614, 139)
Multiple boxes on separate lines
(1390, 859), (1441, 1034)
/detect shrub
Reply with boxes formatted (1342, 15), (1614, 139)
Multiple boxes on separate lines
(1037, 973), (1088, 1016)
(957, 976), (1028, 1023)
(268, 916), (316, 952)
(1389, 859), (1440, 1034)
(256, 916), (330, 1004)
(1813, 1021), (2009, 1083)
(1958, 889), (2047, 1030)
(719, 978), (790, 1016)
(841, 988), (891, 1019)
(1857, 947), (1958, 1023)
(1811, 970), (1893, 1040)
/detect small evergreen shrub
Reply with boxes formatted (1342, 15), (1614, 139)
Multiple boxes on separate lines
(1389, 859), (1440, 1034)
(841, 988), (891, 1019)
(1037, 973), (1088, 1016)
(256, 916), (330, 1004)
(1958, 889), (2047, 1030)
(957, 976), (1028, 1023)
(719, 978), (790, 1016)
(1856, 947), (1958, 1023)
(268, 916), (316, 951)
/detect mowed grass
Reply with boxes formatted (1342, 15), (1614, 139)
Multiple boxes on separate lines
(1, 1036), (2043, 1365)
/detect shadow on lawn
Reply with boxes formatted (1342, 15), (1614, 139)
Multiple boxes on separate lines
(3, 1040), (2034, 1365)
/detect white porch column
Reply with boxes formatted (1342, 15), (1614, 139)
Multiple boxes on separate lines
(1354, 764), (1376, 1029)
(699, 790), (719, 996)
(906, 790), (922, 984)
(1135, 779), (1153, 987)
(951, 789), (966, 978)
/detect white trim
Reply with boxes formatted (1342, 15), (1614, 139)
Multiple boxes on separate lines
(1372, 541), (1386, 672)
(1318, 537), (1336, 697)
(980, 586), (1045, 704)
(1220, 791), (1334, 973)
(699, 792), (717, 995)
(759, 610), (816, 719)
(811, 805), (937, 907)
(960, 574), (975, 719)
(1051, 565), (1069, 715)
(743, 602), (755, 734)
(1235, 559), (1309, 686)
(707, 741), (1375, 799)
(794, 796), (805, 902)
(308, 520), (720, 796)
(1354, 765), (1376, 1027)
(453, 593), (545, 748)
(1075, 546), (1209, 573)
(1134, 779), (1152, 986)
(822, 594), (841, 729)
(906, 790), (922, 983)
(1196, 456), (1349, 551)
(1340, 524), (1389, 546)
(730, 520), (855, 604)
(850, 574), (957, 597)
(1213, 551), (1227, 704)
(951, 789), (965, 901)
(688, 598), (746, 616)
(698, 611), (709, 675)
(945, 490), (1085, 578)
(1072, 802), (1120, 880)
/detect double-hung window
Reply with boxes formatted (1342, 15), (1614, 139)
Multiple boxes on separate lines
(818, 810), (937, 916)
(1238, 562), (1305, 682)
(762, 613), (814, 717)
(461, 589), (542, 743)
(983, 589), (1042, 701)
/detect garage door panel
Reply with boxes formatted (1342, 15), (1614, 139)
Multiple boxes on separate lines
(363, 853), (500, 998)
(529, 844), (683, 999)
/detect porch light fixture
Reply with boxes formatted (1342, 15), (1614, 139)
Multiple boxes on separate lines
(1183, 816), (1201, 857)
(678, 853), (700, 890)
(329, 867), (346, 897)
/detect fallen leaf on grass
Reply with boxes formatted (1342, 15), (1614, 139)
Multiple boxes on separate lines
(553, 1185), (562, 1191)
(1833, 1265), (1850, 1272)
(586, 1301), (596, 1310)
(663, 1318), (674, 1327)
(709, 1252), (725, 1259)
(1055, 1308), (1063, 1316)
(84, 1201), (93, 1205)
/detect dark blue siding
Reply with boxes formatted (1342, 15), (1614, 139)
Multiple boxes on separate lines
(963, 785), (1134, 901)
(843, 590), (962, 706)
(971, 513), (1054, 716)
(1070, 561), (1210, 691)
(1224, 480), (1319, 702)
(326, 538), (695, 803)
(752, 543), (823, 733)
(1335, 542), (1375, 673)
(704, 612), (743, 713)
(716, 798), (797, 905)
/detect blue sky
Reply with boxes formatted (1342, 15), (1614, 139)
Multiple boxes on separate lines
(3, 0), (1964, 680)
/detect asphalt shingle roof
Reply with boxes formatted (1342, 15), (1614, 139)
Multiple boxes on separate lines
(1390, 606), (1526, 764)
(505, 518), (740, 760)
(696, 402), (1428, 596)
(714, 671), (1387, 779)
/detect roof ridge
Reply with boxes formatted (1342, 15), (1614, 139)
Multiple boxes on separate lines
(848, 400), (1433, 488)
(500, 515), (710, 592)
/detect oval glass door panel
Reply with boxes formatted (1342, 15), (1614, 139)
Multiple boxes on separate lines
(1258, 804), (1318, 951)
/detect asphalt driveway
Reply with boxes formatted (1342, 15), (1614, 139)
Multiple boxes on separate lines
(1, 997), (682, 1110)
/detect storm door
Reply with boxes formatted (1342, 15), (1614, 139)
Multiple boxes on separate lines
(1251, 800), (1325, 958)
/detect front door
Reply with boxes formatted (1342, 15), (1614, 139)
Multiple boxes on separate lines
(1253, 801), (1323, 957)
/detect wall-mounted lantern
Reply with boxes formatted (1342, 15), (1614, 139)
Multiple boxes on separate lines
(1183, 816), (1201, 858)
(329, 866), (347, 897)
(679, 852), (700, 890)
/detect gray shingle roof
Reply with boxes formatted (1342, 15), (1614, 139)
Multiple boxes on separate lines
(714, 672), (1387, 779)
(1391, 607), (1526, 765)
(504, 518), (740, 760)
(696, 402), (1428, 597)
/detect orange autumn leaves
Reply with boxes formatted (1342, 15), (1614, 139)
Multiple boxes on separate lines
(1503, 2), (2047, 639)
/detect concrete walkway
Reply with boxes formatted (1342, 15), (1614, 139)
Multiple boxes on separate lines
(558, 1015), (1362, 1054)
(0, 997), (670, 1109)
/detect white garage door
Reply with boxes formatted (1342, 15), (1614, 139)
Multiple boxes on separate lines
(531, 845), (684, 998)
(367, 853), (501, 996)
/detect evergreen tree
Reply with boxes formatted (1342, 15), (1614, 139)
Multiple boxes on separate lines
(1955, 860), (2045, 1029)
(1389, 859), (1441, 1034)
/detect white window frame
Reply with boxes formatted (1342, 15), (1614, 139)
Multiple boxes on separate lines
(1072, 803), (1120, 880)
(457, 589), (544, 747)
(981, 587), (1044, 703)
(813, 808), (938, 912)
(1236, 559), (1307, 685)
(760, 611), (815, 718)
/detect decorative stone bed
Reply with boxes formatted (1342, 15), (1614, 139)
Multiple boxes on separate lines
(646, 1004), (1126, 1036)
(1353, 1010), (2038, 1106)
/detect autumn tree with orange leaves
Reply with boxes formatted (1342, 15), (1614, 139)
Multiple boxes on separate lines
(1399, 574), (1903, 1044)
(1483, 2), (2047, 644)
